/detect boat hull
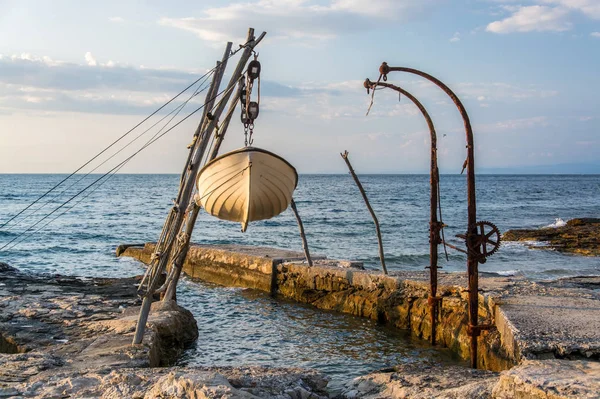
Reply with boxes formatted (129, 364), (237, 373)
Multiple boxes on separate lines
(196, 147), (298, 231)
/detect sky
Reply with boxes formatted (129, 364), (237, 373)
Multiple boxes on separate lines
(0, 0), (599, 174)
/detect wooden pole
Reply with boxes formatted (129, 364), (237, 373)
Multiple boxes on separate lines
(210, 95), (240, 160)
(163, 91), (243, 301)
(131, 41), (233, 345)
(133, 29), (266, 345)
(290, 198), (313, 266)
(340, 151), (388, 275)
(161, 31), (266, 302)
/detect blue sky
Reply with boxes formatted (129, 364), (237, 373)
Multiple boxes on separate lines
(0, 0), (598, 173)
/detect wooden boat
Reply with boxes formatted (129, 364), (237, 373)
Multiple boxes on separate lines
(196, 147), (298, 232)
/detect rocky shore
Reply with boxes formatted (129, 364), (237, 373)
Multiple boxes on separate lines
(2, 255), (600, 398)
(504, 218), (600, 256)
(0, 263), (329, 398)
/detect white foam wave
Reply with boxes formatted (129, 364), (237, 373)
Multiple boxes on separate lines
(495, 270), (521, 277)
(545, 218), (566, 228)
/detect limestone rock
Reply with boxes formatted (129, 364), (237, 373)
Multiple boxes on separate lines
(503, 218), (600, 256)
(339, 363), (499, 398)
(493, 359), (600, 399)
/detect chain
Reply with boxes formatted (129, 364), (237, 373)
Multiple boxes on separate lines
(240, 52), (260, 147)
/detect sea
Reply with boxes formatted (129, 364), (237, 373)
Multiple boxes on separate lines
(1, 174), (599, 390)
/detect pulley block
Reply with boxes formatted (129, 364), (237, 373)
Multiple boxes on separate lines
(248, 60), (261, 81)
(247, 101), (259, 120)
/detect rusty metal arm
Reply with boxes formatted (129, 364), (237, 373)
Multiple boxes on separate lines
(364, 78), (442, 345)
(377, 63), (482, 368)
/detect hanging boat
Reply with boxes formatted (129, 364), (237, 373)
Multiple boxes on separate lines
(196, 147), (298, 232)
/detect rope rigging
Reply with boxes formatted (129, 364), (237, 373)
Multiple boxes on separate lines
(0, 76), (240, 252)
(0, 38), (255, 232)
(2, 74), (215, 234)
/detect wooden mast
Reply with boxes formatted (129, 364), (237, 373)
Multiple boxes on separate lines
(133, 28), (266, 344)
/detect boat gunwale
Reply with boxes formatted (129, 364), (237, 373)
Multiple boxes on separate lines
(198, 146), (299, 189)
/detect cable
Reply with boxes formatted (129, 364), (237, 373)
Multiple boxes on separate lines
(0, 40), (251, 230)
(0, 79), (239, 252)
(2, 79), (209, 251)
(3, 76), (213, 233)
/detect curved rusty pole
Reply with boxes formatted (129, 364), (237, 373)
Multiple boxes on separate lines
(364, 78), (442, 345)
(378, 62), (483, 368)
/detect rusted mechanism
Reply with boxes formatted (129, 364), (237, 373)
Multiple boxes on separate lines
(373, 62), (500, 368)
(364, 77), (443, 345)
(455, 221), (501, 263)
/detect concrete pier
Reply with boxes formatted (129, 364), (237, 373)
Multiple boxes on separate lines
(119, 244), (600, 371)
(119, 243), (600, 398)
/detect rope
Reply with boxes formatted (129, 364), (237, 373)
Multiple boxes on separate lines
(366, 74), (383, 116)
(1, 80), (207, 252)
(437, 176), (449, 261)
(0, 81), (238, 252)
(0, 38), (252, 230)
(3, 75), (213, 233)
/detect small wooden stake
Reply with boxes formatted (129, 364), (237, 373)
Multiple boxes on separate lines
(340, 151), (388, 275)
(290, 198), (313, 266)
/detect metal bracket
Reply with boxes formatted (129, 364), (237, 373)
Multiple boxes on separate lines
(467, 323), (493, 337)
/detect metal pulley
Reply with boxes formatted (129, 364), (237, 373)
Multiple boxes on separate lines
(248, 60), (261, 81)
(247, 101), (259, 120)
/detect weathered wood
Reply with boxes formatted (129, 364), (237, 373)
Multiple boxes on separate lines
(210, 94), (240, 160)
(163, 203), (200, 301)
(160, 30), (266, 303)
(290, 198), (313, 266)
(132, 40), (235, 345)
(340, 151), (388, 275)
(162, 96), (242, 301)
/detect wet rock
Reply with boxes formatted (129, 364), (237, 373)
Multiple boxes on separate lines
(504, 218), (600, 256)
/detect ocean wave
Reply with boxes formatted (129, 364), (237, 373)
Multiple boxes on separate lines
(545, 217), (566, 228)
(485, 269), (523, 277)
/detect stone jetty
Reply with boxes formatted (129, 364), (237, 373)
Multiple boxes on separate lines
(119, 243), (600, 398)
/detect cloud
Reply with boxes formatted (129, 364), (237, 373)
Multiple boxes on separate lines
(0, 51), (347, 115)
(456, 82), (558, 101)
(109, 16), (125, 23)
(486, 5), (572, 33)
(84, 52), (97, 66)
(0, 52), (201, 92)
(476, 116), (549, 133)
(592, 31), (600, 37)
(159, 0), (437, 44)
(449, 32), (461, 42)
(542, 0), (600, 19)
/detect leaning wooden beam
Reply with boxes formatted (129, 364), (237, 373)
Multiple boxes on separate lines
(290, 198), (313, 266)
(131, 41), (234, 345)
(161, 30), (266, 302)
(340, 150), (388, 275)
(162, 202), (200, 301)
(163, 91), (242, 301)
(209, 94), (240, 160)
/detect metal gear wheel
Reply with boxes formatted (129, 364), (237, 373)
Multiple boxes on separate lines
(466, 221), (501, 259)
